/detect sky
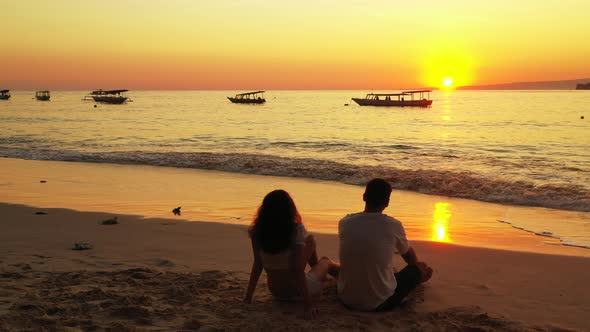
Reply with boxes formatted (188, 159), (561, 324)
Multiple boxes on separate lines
(1, 0), (589, 90)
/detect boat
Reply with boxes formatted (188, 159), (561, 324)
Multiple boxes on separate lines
(83, 89), (130, 104)
(227, 91), (266, 104)
(0, 90), (10, 100)
(35, 90), (51, 101)
(352, 89), (433, 107)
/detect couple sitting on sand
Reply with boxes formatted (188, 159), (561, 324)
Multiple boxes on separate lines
(244, 178), (433, 319)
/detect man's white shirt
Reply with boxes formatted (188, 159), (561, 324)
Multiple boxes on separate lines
(337, 212), (409, 311)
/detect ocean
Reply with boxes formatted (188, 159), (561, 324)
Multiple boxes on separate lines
(1, 90), (589, 248)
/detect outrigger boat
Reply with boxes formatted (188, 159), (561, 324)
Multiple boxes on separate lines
(83, 89), (130, 104)
(35, 90), (50, 101)
(227, 90), (266, 104)
(0, 90), (10, 100)
(353, 89), (432, 107)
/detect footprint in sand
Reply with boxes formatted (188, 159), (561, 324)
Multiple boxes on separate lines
(398, 286), (426, 309)
(9, 263), (32, 271)
(0, 272), (26, 279)
(70, 259), (99, 267)
(183, 317), (202, 330)
(149, 258), (176, 268)
(32, 254), (50, 259)
(200, 270), (225, 278)
(475, 283), (495, 295)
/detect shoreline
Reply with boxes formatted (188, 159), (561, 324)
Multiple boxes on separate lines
(1, 157), (589, 256)
(1, 202), (589, 331)
(1, 148), (589, 213)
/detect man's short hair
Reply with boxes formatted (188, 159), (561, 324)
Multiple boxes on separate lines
(364, 178), (392, 207)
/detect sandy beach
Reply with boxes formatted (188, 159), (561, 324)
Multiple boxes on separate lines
(2, 157), (589, 256)
(1, 158), (589, 331)
(4, 0), (590, 330)
(1, 202), (589, 331)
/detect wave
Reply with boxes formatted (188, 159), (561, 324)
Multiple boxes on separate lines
(1, 146), (590, 212)
(497, 219), (590, 250)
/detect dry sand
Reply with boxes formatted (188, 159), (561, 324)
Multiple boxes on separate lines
(1, 203), (589, 331)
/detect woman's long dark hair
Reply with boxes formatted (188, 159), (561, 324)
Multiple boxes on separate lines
(249, 190), (302, 254)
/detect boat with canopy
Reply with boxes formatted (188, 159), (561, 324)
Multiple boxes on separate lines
(35, 90), (50, 101)
(227, 91), (266, 104)
(352, 89), (432, 107)
(83, 89), (130, 104)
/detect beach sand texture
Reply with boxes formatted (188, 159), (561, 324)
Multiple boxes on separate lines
(1, 203), (589, 331)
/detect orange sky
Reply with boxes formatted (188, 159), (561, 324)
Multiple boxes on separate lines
(1, 0), (589, 90)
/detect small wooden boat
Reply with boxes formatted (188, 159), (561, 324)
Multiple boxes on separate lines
(83, 89), (130, 104)
(0, 90), (10, 100)
(35, 90), (51, 101)
(353, 89), (433, 107)
(227, 91), (266, 104)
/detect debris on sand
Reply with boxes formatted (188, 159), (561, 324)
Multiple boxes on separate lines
(72, 243), (93, 251)
(172, 207), (182, 216)
(101, 216), (119, 225)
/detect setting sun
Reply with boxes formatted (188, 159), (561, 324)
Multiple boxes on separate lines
(443, 77), (454, 88)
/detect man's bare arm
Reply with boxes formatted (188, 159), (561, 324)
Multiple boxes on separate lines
(401, 247), (419, 266)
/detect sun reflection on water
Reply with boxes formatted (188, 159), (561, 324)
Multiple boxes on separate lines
(432, 202), (452, 242)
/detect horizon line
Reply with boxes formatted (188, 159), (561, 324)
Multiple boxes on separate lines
(3, 77), (589, 92)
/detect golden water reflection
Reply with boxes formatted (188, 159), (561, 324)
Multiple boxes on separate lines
(432, 202), (452, 242)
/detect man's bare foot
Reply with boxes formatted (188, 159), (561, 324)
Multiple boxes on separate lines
(416, 261), (433, 283)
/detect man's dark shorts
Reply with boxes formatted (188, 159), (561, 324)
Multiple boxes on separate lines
(375, 265), (422, 311)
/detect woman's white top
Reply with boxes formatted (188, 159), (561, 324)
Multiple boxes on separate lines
(259, 224), (307, 270)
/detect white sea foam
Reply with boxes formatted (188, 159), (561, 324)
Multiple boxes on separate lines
(1, 147), (589, 213)
(497, 219), (590, 250)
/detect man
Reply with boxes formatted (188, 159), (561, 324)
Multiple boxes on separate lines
(338, 178), (433, 311)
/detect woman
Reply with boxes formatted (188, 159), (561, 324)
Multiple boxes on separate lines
(243, 190), (340, 319)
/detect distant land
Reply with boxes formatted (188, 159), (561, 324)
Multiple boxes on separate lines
(458, 78), (590, 90)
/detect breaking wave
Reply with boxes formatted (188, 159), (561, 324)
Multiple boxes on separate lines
(1, 147), (590, 212)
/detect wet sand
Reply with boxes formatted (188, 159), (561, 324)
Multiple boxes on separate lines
(1, 157), (589, 256)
